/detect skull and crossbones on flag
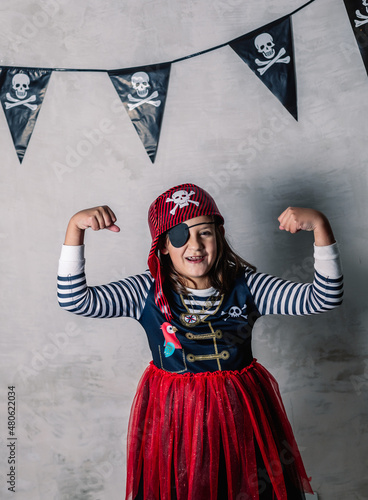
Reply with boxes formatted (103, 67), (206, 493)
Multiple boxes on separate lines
(108, 63), (171, 163)
(254, 33), (290, 76)
(229, 15), (297, 120)
(0, 68), (52, 163)
(355, 0), (368, 27)
(127, 71), (162, 111)
(4, 73), (38, 111)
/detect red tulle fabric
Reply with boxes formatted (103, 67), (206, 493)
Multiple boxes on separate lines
(126, 360), (313, 500)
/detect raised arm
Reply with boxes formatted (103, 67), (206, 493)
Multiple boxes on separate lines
(246, 207), (343, 316)
(58, 206), (153, 320)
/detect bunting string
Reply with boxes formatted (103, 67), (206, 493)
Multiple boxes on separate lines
(0, 0), (316, 73)
(171, 0), (317, 64)
(0, 0), (366, 163)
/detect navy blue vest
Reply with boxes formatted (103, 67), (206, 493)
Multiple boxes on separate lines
(139, 276), (260, 373)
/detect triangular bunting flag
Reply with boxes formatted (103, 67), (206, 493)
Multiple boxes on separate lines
(109, 63), (171, 163)
(0, 68), (52, 163)
(230, 16), (297, 120)
(343, 0), (368, 75)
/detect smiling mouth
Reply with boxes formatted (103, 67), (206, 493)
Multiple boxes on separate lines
(186, 256), (205, 262)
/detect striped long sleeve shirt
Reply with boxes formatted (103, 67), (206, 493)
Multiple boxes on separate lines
(57, 243), (343, 373)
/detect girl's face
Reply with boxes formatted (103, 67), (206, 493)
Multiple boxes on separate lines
(161, 215), (218, 289)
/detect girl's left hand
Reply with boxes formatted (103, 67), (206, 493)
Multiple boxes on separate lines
(278, 207), (324, 233)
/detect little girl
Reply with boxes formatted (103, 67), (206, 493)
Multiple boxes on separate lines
(57, 183), (343, 500)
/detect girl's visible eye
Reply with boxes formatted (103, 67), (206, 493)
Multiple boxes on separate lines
(200, 230), (213, 237)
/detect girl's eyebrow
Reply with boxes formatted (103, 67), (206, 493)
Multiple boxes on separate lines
(187, 221), (215, 230)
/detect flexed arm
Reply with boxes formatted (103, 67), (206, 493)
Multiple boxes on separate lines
(58, 206), (153, 320)
(246, 207), (343, 316)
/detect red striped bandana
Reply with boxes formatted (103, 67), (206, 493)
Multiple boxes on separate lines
(148, 183), (224, 320)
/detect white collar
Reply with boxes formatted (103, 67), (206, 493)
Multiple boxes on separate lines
(185, 286), (217, 297)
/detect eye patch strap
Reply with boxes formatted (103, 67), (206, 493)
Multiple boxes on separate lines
(168, 221), (215, 248)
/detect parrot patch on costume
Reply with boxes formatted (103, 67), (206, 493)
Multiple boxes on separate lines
(160, 322), (182, 357)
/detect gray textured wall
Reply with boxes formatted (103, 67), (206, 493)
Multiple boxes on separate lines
(0, 0), (367, 499)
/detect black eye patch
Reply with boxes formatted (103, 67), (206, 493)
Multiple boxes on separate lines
(167, 223), (189, 248)
(167, 221), (215, 248)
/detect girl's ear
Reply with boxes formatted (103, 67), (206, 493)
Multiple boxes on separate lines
(159, 236), (170, 255)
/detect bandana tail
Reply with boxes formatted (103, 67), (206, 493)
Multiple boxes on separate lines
(155, 264), (172, 322)
(148, 247), (173, 322)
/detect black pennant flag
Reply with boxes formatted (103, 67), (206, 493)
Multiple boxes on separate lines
(230, 16), (297, 120)
(0, 68), (52, 163)
(109, 63), (171, 163)
(343, 0), (368, 75)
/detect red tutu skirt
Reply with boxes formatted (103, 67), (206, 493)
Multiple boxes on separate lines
(126, 360), (313, 500)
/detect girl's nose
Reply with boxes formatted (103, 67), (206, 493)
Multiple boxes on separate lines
(187, 232), (203, 249)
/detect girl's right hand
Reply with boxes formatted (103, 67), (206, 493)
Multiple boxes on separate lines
(64, 206), (120, 245)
